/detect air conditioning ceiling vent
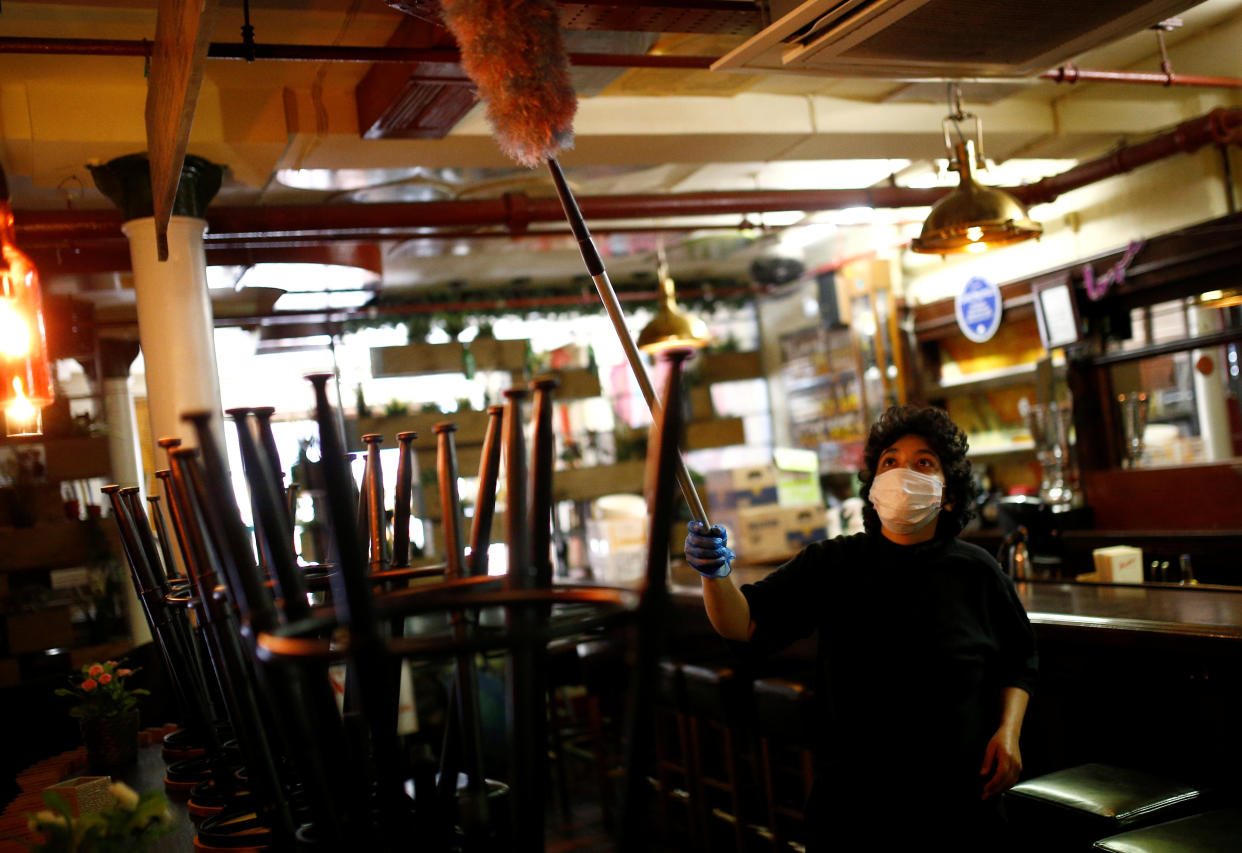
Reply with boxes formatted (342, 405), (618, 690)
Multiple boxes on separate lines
(713, 0), (1200, 78)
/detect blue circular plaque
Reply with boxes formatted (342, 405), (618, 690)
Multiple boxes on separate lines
(955, 276), (1002, 343)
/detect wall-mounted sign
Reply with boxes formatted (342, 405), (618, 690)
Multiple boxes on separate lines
(955, 276), (1003, 343)
(1032, 272), (1083, 350)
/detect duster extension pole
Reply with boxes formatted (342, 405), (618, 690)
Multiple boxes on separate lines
(547, 157), (709, 526)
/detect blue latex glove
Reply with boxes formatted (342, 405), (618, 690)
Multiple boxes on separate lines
(684, 520), (735, 578)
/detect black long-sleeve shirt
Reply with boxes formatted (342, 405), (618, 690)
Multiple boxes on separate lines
(740, 532), (1038, 813)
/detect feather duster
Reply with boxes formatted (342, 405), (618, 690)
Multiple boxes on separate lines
(438, 0), (576, 168)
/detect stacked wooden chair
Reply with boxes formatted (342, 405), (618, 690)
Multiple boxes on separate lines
(105, 350), (694, 852)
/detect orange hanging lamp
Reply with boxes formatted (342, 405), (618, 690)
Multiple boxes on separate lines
(0, 163), (54, 436)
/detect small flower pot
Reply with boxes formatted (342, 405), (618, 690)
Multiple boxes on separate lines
(80, 709), (140, 773)
(45, 775), (112, 816)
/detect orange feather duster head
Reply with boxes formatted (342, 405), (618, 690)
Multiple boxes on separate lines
(438, 0), (577, 169)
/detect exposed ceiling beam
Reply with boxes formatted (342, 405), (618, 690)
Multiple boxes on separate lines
(145, 0), (219, 259)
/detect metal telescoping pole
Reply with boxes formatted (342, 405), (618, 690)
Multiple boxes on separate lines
(547, 157), (709, 525)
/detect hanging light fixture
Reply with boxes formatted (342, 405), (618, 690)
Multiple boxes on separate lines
(911, 86), (1042, 255)
(636, 244), (711, 354)
(0, 163), (54, 436)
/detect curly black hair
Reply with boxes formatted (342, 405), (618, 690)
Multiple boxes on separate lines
(857, 405), (978, 539)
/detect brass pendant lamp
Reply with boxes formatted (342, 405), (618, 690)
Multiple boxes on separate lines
(911, 87), (1042, 255)
(636, 246), (710, 354)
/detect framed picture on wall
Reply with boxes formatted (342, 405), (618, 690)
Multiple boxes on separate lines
(1032, 272), (1083, 350)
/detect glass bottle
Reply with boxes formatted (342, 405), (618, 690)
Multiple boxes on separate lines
(1179, 554), (1198, 586)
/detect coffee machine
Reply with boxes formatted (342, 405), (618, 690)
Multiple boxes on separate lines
(997, 496), (1093, 579)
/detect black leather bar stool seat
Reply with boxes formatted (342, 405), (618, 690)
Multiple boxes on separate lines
(1093, 807), (1242, 851)
(752, 674), (815, 852)
(680, 661), (754, 853)
(1005, 763), (1203, 849)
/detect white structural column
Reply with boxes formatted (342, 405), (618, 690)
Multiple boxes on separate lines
(121, 215), (224, 453)
(102, 375), (144, 492)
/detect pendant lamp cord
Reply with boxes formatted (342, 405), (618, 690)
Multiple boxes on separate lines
(944, 82), (987, 171)
(241, 0), (256, 63)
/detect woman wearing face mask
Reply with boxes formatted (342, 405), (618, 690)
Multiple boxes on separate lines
(685, 405), (1037, 851)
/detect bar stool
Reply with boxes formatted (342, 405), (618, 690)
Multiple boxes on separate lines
(569, 637), (629, 830)
(681, 661), (753, 853)
(1004, 763), (1204, 850)
(544, 637), (586, 823)
(1094, 807), (1242, 851)
(652, 658), (698, 848)
(752, 674), (815, 852)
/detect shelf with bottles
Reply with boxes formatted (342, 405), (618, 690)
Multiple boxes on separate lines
(930, 356), (1067, 397)
(965, 433), (1037, 457)
(920, 314), (1059, 397)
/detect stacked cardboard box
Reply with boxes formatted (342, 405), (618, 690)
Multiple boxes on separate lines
(705, 449), (829, 564)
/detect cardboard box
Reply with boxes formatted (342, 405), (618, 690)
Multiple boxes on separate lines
(704, 448), (823, 511)
(779, 504), (829, 551)
(715, 506), (787, 562)
(715, 504), (829, 563)
(1093, 546), (1144, 584)
(772, 447), (823, 507)
(705, 466), (778, 510)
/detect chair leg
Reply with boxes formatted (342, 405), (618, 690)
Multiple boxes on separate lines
(761, 737), (781, 852)
(687, 715), (709, 853)
(547, 686), (572, 823)
(723, 723), (746, 853)
(587, 696), (615, 830)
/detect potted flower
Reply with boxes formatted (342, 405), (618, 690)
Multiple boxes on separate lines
(54, 661), (149, 772)
(25, 781), (173, 852)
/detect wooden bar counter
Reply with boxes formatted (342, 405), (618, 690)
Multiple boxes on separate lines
(666, 564), (1242, 642)
(659, 563), (1242, 787)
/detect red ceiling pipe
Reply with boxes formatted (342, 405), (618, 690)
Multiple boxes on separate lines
(0, 36), (717, 69)
(16, 106), (1242, 247)
(15, 188), (948, 245)
(1041, 66), (1242, 89)
(25, 224), (767, 254)
(1011, 106), (1242, 207)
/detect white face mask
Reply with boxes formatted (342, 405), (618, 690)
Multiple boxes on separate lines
(869, 468), (944, 535)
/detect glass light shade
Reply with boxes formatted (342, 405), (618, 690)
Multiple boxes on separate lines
(911, 142), (1042, 255)
(0, 187), (54, 436)
(637, 267), (710, 354)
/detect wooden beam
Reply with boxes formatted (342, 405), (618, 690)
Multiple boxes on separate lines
(145, 0), (218, 260)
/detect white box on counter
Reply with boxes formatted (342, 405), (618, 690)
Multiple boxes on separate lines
(1092, 545), (1144, 583)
